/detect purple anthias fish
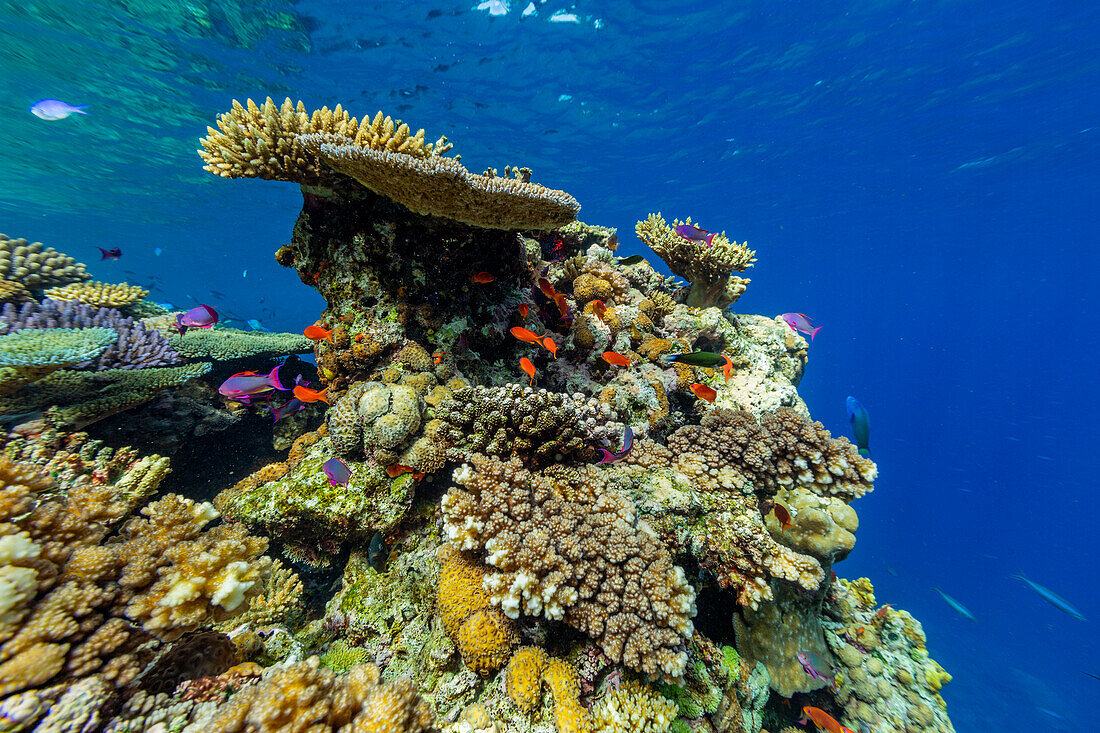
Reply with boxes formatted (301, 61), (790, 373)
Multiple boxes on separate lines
(30, 99), (89, 120)
(797, 650), (836, 688)
(673, 223), (716, 246)
(323, 457), (352, 487)
(596, 426), (634, 464)
(218, 365), (289, 400)
(173, 305), (219, 335)
(97, 247), (122, 260)
(268, 395), (306, 423)
(781, 312), (821, 341)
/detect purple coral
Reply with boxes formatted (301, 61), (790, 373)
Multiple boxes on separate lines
(0, 299), (181, 370)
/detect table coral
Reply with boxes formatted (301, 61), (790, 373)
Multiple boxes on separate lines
(44, 281), (149, 309)
(0, 233), (89, 293)
(0, 327), (118, 396)
(443, 455), (696, 682)
(435, 384), (624, 468)
(635, 213), (755, 308)
(167, 327), (313, 361)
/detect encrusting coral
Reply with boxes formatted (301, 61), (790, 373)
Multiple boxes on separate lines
(44, 281), (149, 309)
(635, 213), (755, 308)
(443, 455), (697, 682)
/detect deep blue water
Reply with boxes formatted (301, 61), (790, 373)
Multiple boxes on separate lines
(2, 1), (1097, 729)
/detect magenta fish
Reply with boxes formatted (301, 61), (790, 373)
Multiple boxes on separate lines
(323, 457), (352, 487)
(674, 224), (716, 246)
(596, 426), (634, 464)
(218, 366), (288, 400)
(268, 395), (306, 423)
(797, 650), (836, 688)
(781, 313), (821, 341)
(97, 247), (122, 260)
(173, 305), (219, 335)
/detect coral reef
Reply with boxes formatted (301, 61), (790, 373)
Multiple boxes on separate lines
(0, 233), (89, 293)
(44, 281), (149, 309)
(168, 326), (313, 361)
(0, 327), (118, 396)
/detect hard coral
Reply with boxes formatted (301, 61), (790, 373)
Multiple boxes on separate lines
(0, 233), (89, 292)
(505, 647), (593, 733)
(44, 281), (149, 309)
(443, 455), (696, 682)
(437, 546), (518, 676)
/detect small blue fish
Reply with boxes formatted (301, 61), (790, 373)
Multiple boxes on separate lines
(154, 247), (163, 256)
(368, 531), (390, 571)
(932, 587), (976, 621)
(242, 269), (248, 278)
(267, 395), (305, 423)
(846, 396), (871, 459)
(247, 319), (272, 333)
(1012, 574), (1086, 621)
(31, 99), (89, 120)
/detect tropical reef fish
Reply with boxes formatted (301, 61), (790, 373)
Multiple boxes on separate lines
(293, 385), (329, 404)
(368, 531), (390, 571)
(323, 458), (351, 488)
(518, 303), (529, 319)
(471, 272), (494, 283)
(510, 326), (544, 345)
(219, 366), (287, 400)
(674, 223), (716, 246)
(596, 426), (634, 464)
(268, 396), (305, 423)
(385, 464), (424, 480)
(303, 325), (333, 341)
(772, 503), (794, 531)
(801, 706), (853, 733)
(520, 357), (535, 385)
(661, 351), (727, 368)
(1012, 574), (1087, 620)
(781, 312), (821, 341)
(618, 255), (645, 265)
(590, 299), (607, 320)
(247, 319), (272, 333)
(31, 99), (88, 120)
(846, 396), (871, 458)
(552, 292), (571, 321)
(173, 305), (219, 335)
(542, 336), (558, 359)
(97, 247), (122, 261)
(932, 587), (977, 621)
(154, 247), (163, 256)
(601, 351), (631, 367)
(797, 652), (836, 688)
(690, 383), (717, 403)
(537, 277), (557, 300)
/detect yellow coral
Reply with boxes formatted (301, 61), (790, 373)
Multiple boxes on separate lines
(505, 646), (549, 712)
(592, 680), (677, 733)
(44, 281), (148, 308)
(437, 546), (518, 676)
(505, 648), (592, 733)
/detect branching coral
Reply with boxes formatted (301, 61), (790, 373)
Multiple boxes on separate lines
(443, 455), (696, 682)
(0, 280), (32, 304)
(435, 384), (625, 468)
(44, 281), (149, 309)
(0, 327), (118, 396)
(189, 658), (437, 733)
(592, 679), (677, 733)
(635, 213), (755, 308)
(0, 234), (89, 292)
(0, 458), (270, 696)
(301, 133), (580, 230)
(199, 97), (452, 185)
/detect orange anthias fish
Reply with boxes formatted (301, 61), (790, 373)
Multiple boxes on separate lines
(432, 351), (449, 364)
(801, 706), (855, 733)
(690, 383), (717, 403)
(772, 503), (794, 531)
(537, 277), (557, 300)
(520, 357), (536, 385)
(510, 326), (545, 345)
(601, 351), (631, 367)
(553, 293), (571, 320)
(591, 299), (608, 320)
(471, 272), (494, 284)
(293, 385), (329, 404)
(386, 464), (425, 480)
(518, 303), (529, 319)
(303, 325), (333, 341)
(543, 336), (558, 359)
(721, 354), (733, 382)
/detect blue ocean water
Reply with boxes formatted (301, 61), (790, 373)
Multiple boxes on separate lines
(2, 1), (1096, 729)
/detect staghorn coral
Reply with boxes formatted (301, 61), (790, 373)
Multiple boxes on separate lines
(0, 458), (270, 697)
(437, 545), (518, 676)
(199, 97), (452, 185)
(301, 133), (580, 230)
(0, 327), (118, 396)
(443, 455), (696, 682)
(0, 234), (89, 292)
(0, 362), (213, 428)
(185, 658), (437, 733)
(667, 407), (876, 500)
(635, 213), (755, 308)
(168, 327), (313, 361)
(44, 281), (149, 309)
(0, 299), (180, 371)
(434, 384), (624, 468)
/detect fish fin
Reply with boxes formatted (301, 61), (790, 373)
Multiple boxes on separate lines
(810, 326), (822, 341)
(268, 365), (288, 392)
(858, 448), (872, 459)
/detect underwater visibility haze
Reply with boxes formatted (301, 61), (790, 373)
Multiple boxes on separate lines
(0, 1), (1096, 732)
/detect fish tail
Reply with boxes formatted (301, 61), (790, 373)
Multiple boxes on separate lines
(660, 354), (677, 364)
(318, 387), (329, 404)
(810, 326), (822, 341)
(73, 106), (89, 113)
(268, 365), (288, 392)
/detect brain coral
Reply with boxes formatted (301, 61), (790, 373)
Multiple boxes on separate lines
(443, 455), (696, 682)
(327, 381), (426, 465)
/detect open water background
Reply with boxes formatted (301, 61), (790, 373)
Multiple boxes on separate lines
(1, 1), (1097, 729)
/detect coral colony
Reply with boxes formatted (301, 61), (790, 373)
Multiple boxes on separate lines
(0, 98), (954, 732)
